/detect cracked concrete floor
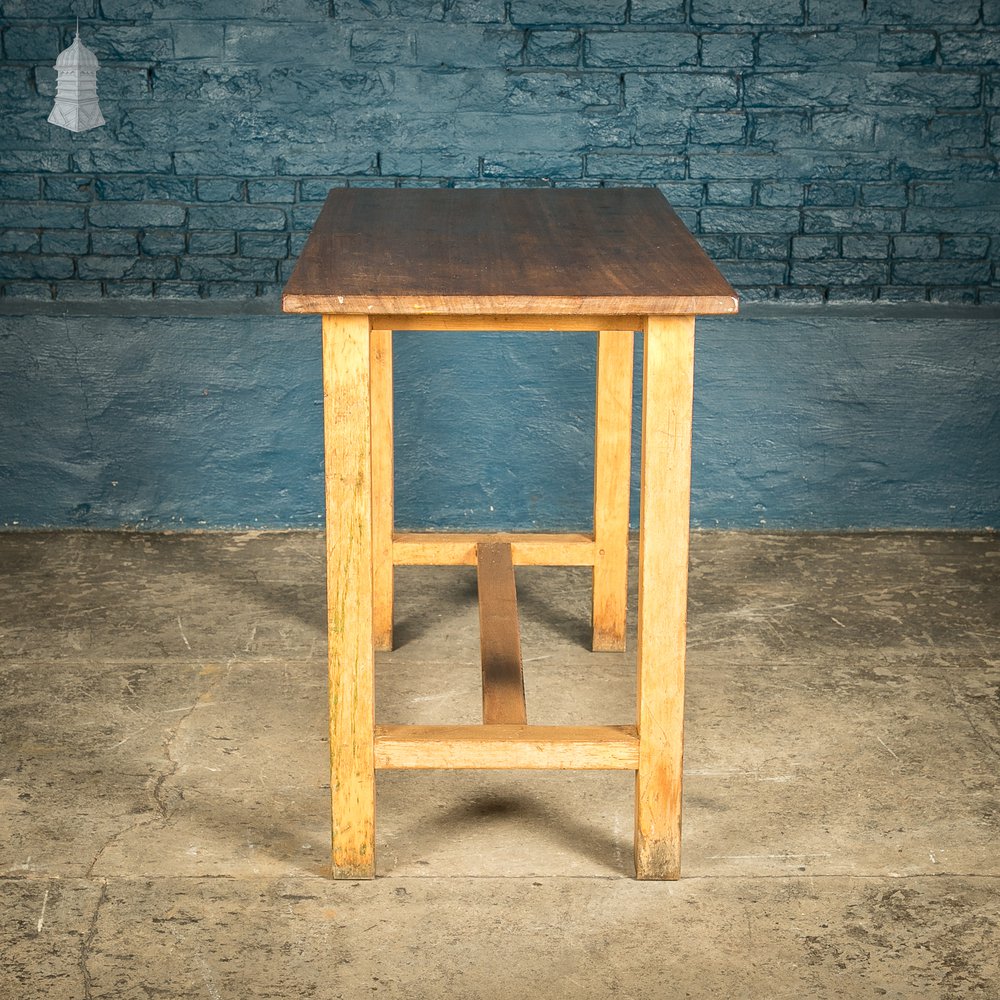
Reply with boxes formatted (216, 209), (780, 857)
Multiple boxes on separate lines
(1, 530), (998, 998)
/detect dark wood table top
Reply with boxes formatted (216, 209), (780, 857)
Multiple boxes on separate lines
(282, 187), (738, 317)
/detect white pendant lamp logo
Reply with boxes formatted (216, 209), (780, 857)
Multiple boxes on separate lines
(48, 21), (105, 133)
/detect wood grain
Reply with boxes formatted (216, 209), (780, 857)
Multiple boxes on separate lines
(393, 532), (595, 566)
(323, 314), (376, 880)
(283, 189), (738, 317)
(374, 725), (640, 770)
(633, 314), (696, 881)
(477, 542), (527, 726)
(370, 327), (394, 652)
(592, 329), (634, 652)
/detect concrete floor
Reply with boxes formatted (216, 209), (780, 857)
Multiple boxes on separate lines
(1, 530), (998, 998)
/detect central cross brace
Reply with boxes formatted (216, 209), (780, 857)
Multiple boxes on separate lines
(476, 541), (528, 725)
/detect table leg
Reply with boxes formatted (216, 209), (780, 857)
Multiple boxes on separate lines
(592, 329), (634, 652)
(370, 327), (394, 652)
(323, 314), (376, 879)
(634, 315), (695, 880)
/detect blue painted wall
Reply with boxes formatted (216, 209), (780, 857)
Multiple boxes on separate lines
(0, 0), (998, 304)
(1, 1), (998, 530)
(2, 306), (998, 530)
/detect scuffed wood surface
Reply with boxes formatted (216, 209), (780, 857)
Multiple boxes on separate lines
(283, 188), (738, 317)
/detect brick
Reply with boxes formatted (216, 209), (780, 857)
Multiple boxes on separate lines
(509, 1), (627, 25)
(0, 230), (40, 253)
(987, 0), (1000, 25)
(912, 181), (1000, 208)
(351, 28), (418, 64)
(77, 256), (177, 280)
(792, 260), (888, 284)
(942, 236), (990, 257)
(941, 29), (1000, 68)
(893, 235), (940, 258)
(626, 72), (738, 110)
(196, 178), (245, 203)
(0, 150), (70, 173)
(751, 112), (810, 147)
(656, 182), (704, 207)
(633, 107), (691, 146)
(73, 150), (173, 174)
(692, 0), (802, 24)
(172, 23), (225, 60)
(290, 232), (311, 256)
(54, 281), (105, 302)
(188, 232), (237, 255)
(104, 281), (155, 301)
(875, 111), (987, 152)
(141, 230), (186, 255)
(906, 206), (1000, 235)
(447, 0), (508, 23)
(247, 180), (297, 204)
(91, 232), (140, 255)
(584, 152), (686, 180)
(289, 205), (324, 229)
(690, 111), (747, 145)
(864, 72), (982, 108)
(893, 260), (992, 284)
(187, 205), (286, 231)
(382, 150), (481, 178)
(806, 0), (868, 25)
(776, 285), (826, 303)
(84, 25), (173, 61)
(179, 257), (278, 281)
(585, 30), (698, 68)
(878, 31), (937, 67)
(842, 234), (890, 258)
(333, 0), (445, 16)
(700, 206), (799, 233)
(865, 0), (980, 25)
(700, 33), (754, 68)
(239, 233), (290, 258)
(0, 255), (74, 280)
(791, 235), (840, 259)
(803, 208), (903, 233)
(3, 0), (95, 15)
(860, 184), (908, 208)
(482, 153), (582, 179)
(2, 204), (85, 229)
(718, 260), (788, 283)
(273, 148), (377, 176)
(826, 285), (877, 303)
(804, 182), (857, 207)
(174, 151), (276, 177)
(417, 26), (524, 68)
(525, 30), (581, 66)
(631, 0), (686, 22)
(1, 281), (53, 301)
(928, 286), (979, 304)
(39, 226), (89, 255)
(0, 174), (39, 199)
(706, 181), (753, 206)
(41, 176), (93, 202)
(739, 235), (788, 259)
(300, 178), (343, 201)
(89, 203), (186, 229)
(154, 282), (204, 301)
(758, 30), (878, 66)
(810, 112), (876, 150)
(758, 181), (803, 207)
(689, 152), (783, 180)
(225, 24), (350, 66)
(2, 26), (62, 61)
(203, 281), (262, 300)
(698, 235), (738, 258)
(743, 72), (861, 108)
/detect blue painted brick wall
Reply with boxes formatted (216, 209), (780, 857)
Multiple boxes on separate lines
(1, 0), (998, 304)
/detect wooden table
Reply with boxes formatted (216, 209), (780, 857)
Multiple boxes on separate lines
(283, 188), (737, 879)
